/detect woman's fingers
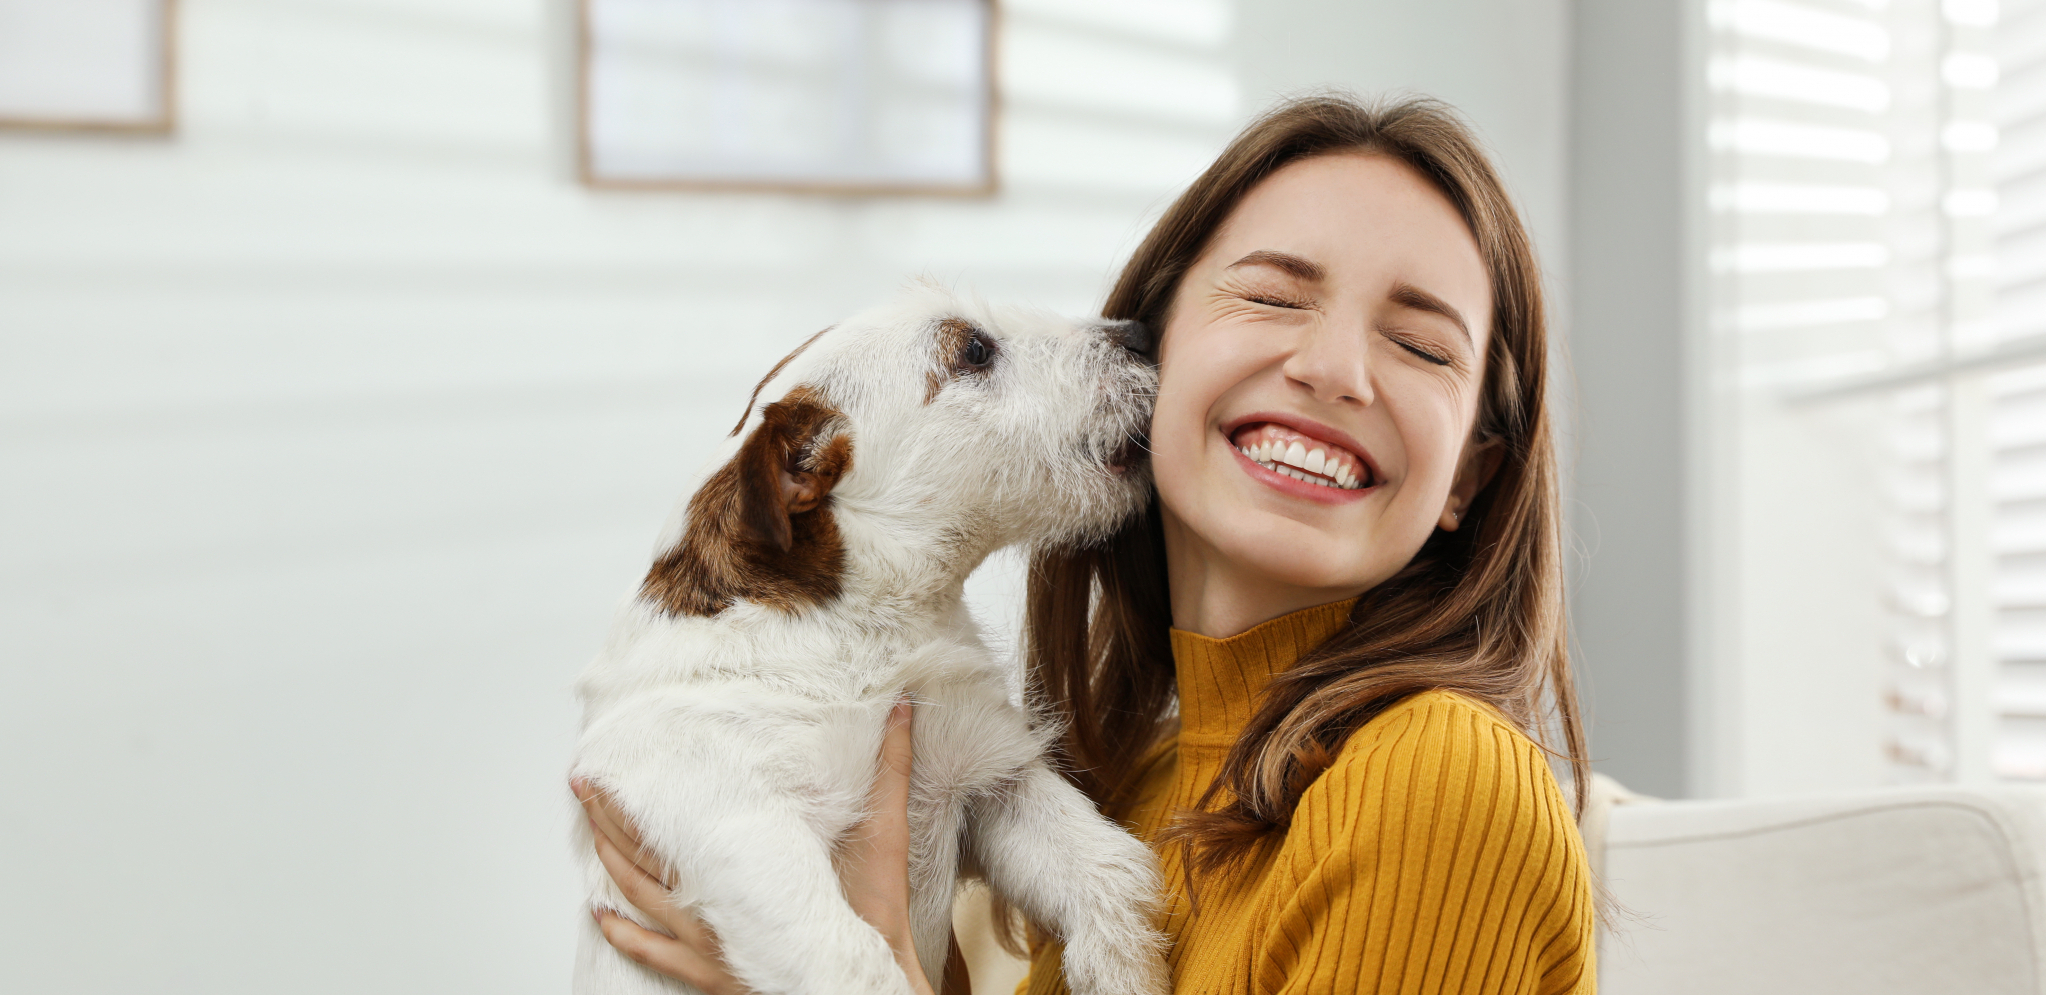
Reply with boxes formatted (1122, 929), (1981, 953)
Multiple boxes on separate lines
(878, 701), (915, 794)
(592, 908), (742, 995)
(871, 700), (915, 838)
(574, 780), (742, 991)
(590, 827), (690, 934)
(841, 703), (914, 898)
(833, 701), (929, 986)
(839, 701), (938, 995)
(585, 807), (723, 956)
(572, 706), (933, 995)
(573, 779), (671, 887)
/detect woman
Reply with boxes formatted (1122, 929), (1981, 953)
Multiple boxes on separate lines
(578, 94), (1596, 995)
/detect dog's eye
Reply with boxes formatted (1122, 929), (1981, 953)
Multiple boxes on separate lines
(960, 332), (994, 370)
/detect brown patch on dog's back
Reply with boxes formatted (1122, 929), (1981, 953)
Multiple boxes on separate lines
(648, 384), (854, 617)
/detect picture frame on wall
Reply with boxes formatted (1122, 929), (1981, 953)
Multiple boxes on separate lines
(0, 0), (177, 133)
(577, 0), (998, 195)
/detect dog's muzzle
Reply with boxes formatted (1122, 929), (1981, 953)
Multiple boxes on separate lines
(1097, 319), (1152, 359)
(1105, 434), (1148, 475)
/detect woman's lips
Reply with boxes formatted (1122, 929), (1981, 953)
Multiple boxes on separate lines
(1229, 442), (1373, 503)
(1222, 417), (1380, 503)
(1229, 423), (1371, 489)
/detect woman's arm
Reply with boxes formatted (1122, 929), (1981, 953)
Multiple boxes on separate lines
(573, 701), (946, 995)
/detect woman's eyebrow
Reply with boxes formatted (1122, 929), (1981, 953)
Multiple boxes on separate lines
(1228, 249), (1325, 281)
(1390, 283), (1471, 343)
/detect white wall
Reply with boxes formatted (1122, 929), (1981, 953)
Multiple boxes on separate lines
(1722, 396), (1890, 795)
(1566, 0), (1699, 798)
(1233, 0), (1570, 275)
(1565, 0), (1904, 801)
(0, 2), (1565, 992)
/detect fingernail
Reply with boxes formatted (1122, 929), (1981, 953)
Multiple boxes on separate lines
(590, 906), (603, 924)
(569, 778), (585, 798)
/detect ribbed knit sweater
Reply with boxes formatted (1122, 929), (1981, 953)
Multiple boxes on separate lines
(1020, 599), (1596, 995)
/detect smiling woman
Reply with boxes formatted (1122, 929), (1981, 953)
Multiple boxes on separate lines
(1022, 96), (1594, 994)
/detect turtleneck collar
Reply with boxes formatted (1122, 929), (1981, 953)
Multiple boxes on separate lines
(1168, 598), (1358, 747)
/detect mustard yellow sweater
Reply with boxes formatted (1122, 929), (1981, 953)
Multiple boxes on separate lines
(1021, 600), (1596, 995)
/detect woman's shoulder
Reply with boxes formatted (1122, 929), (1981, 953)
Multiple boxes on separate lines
(1294, 688), (1582, 861)
(1340, 686), (1547, 770)
(1266, 688), (1597, 995)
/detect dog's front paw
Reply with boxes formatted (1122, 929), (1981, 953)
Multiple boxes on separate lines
(1061, 927), (1170, 995)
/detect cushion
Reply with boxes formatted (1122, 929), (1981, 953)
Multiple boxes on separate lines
(1596, 785), (2046, 994)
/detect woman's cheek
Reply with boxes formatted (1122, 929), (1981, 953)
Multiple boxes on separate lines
(1385, 412), (1458, 526)
(1144, 373), (1214, 515)
(1151, 328), (1242, 470)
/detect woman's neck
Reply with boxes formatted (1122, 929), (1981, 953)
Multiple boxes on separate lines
(1161, 507), (1371, 638)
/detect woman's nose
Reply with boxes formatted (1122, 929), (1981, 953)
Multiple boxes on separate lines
(1282, 323), (1375, 406)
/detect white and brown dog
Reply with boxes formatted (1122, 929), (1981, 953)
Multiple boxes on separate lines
(570, 283), (1169, 995)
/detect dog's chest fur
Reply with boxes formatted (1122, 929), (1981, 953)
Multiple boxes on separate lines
(575, 595), (1040, 985)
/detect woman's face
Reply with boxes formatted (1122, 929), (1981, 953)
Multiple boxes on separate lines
(1151, 152), (1499, 607)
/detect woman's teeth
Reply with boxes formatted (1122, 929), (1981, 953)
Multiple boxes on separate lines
(1237, 439), (1367, 490)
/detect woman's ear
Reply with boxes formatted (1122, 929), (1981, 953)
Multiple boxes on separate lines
(1439, 436), (1504, 532)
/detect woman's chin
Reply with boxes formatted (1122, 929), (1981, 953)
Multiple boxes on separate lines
(1164, 492), (1409, 594)
(1215, 537), (1389, 596)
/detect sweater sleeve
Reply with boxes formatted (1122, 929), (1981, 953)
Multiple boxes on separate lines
(1254, 693), (1595, 995)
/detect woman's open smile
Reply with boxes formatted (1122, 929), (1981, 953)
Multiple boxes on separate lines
(1222, 413), (1380, 503)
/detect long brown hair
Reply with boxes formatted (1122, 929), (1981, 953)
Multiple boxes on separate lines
(1025, 94), (1585, 871)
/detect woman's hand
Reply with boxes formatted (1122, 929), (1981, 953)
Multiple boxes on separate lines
(572, 701), (944, 995)
(575, 777), (744, 992)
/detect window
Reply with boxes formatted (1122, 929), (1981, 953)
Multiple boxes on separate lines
(1988, 0), (2046, 776)
(1706, 0), (2037, 785)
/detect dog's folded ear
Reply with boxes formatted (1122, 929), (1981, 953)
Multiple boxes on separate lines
(734, 391), (852, 552)
(644, 385), (853, 617)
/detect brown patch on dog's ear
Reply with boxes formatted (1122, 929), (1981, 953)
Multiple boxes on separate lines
(645, 385), (854, 617)
(733, 326), (833, 436)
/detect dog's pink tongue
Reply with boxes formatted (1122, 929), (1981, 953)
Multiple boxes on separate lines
(1105, 438), (1138, 474)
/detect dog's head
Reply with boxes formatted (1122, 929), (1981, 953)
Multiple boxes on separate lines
(643, 282), (1155, 618)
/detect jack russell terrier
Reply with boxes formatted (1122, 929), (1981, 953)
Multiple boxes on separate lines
(571, 283), (1169, 995)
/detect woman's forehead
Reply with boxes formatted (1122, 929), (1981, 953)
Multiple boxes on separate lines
(1210, 154), (1489, 306)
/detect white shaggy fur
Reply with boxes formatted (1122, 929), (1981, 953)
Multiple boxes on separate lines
(570, 283), (1169, 995)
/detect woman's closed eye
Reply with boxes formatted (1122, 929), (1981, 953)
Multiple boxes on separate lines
(1242, 291), (1318, 310)
(1388, 334), (1453, 367)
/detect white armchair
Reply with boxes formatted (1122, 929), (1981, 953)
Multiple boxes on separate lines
(955, 776), (2046, 993)
(1586, 776), (2046, 994)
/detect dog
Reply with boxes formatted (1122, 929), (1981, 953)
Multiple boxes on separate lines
(570, 283), (1169, 995)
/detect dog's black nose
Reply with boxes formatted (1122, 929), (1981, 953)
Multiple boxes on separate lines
(1101, 319), (1151, 357)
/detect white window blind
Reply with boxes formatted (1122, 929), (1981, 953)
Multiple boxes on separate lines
(1709, 0), (1909, 394)
(1709, 0), (2017, 784)
(1991, 0), (2046, 778)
